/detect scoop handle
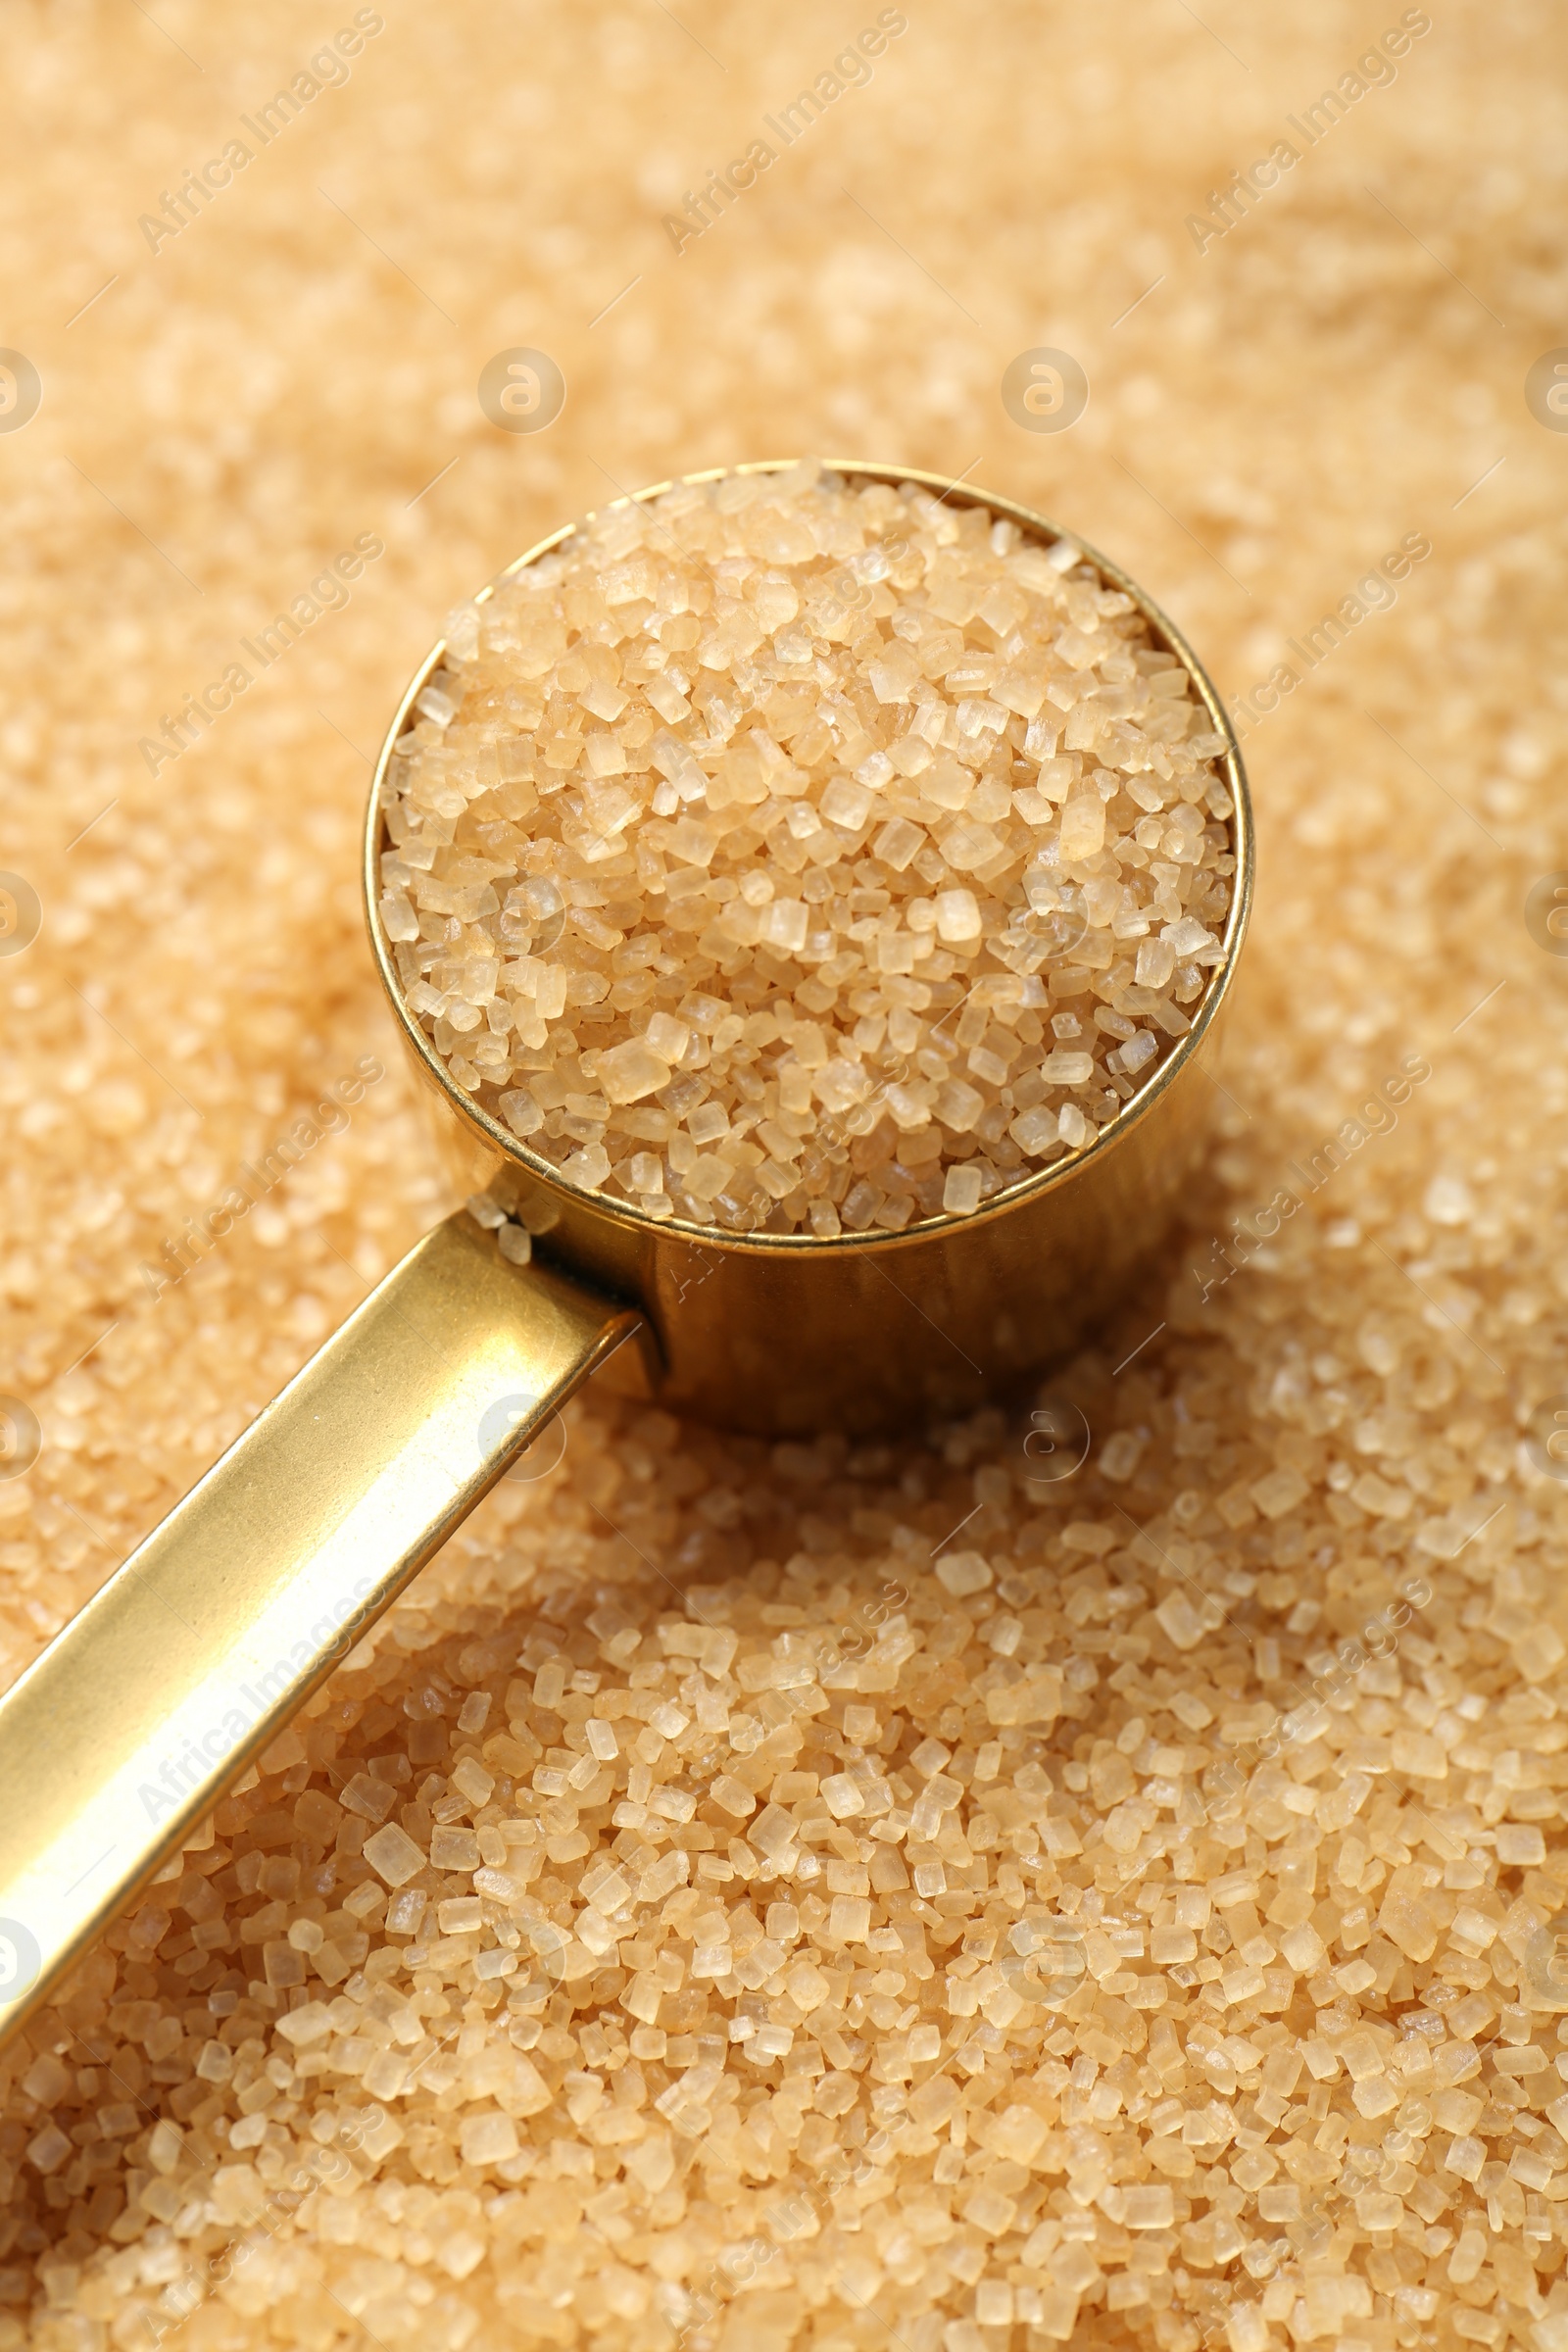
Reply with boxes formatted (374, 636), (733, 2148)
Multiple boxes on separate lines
(0, 1209), (638, 2049)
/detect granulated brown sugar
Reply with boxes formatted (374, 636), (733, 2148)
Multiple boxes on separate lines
(4, 2), (1568, 2350)
(381, 466), (1234, 1233)
(11, 1371), (1568, 2352)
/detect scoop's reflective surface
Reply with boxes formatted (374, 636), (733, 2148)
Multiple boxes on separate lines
(368, 461), (1254, 1435)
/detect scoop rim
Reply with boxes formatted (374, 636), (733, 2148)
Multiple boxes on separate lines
(364, 457), (1254, 1258)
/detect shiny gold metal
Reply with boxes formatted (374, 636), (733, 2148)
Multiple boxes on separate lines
(0, 461), (1250, 2049)
(369, 461), (1253, 1435)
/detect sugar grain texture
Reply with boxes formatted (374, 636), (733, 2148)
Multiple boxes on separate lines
(381, 465), (1235, 1233)
(3, 6), (1568, 2352)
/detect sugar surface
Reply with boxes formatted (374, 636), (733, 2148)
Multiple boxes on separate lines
(12, 1404), (1568, 2352)
(2, 3), (1564, 2348)
(381, 466), (1235, 1234)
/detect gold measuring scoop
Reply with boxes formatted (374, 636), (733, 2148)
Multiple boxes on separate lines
(0, 462), (1252, 2045)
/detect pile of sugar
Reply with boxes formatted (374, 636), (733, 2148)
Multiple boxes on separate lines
(379, 466), (1236, 1234)
(7, 1387), (1568, 2352)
